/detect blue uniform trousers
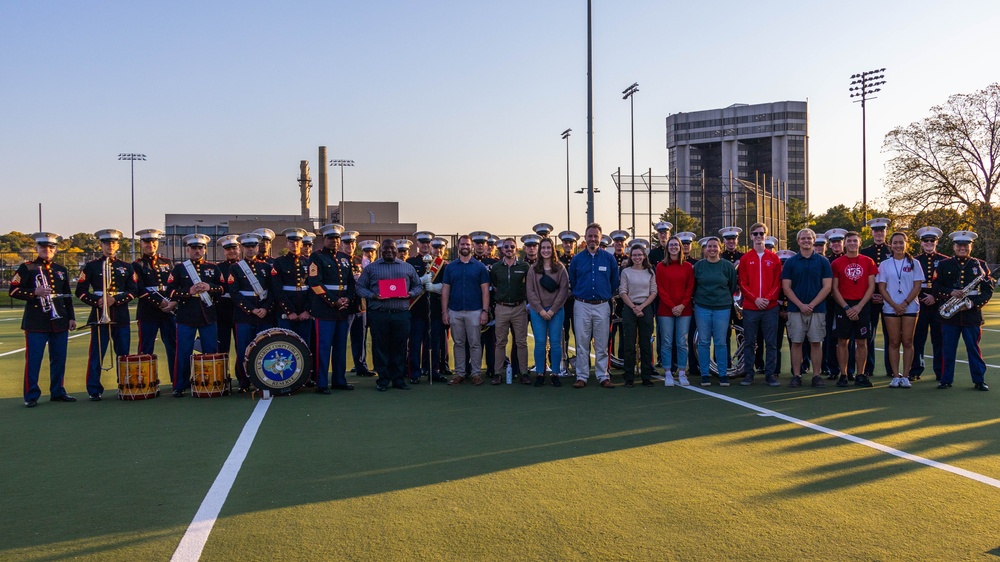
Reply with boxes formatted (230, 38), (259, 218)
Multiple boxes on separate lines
(86, 324), (130, 397)
(941, 324), (986, 385)
(348, 313), (368, 371)
(910, 305), (943, 379)
(24, 331), (69, 401)
(175, 323), (218, 392)
(137, 319), (177, 383)
(408, 312), (430, 378)
(314, 318), (350, 388)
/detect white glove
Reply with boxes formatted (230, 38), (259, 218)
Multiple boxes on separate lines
(426, 282), (443, 294)
(419, 272), (433, 285)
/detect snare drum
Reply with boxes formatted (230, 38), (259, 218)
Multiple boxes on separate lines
(191, 353), (231, 397)
(117, 353), (159, 400)
(244, 328), (312, 396)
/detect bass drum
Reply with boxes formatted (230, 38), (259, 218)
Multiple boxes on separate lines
(244, 328), (313, 396)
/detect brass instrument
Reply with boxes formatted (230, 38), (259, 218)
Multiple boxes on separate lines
(939, 271), (986, 319)
(98, 258), (113, 325)
(36, 272), (61, 320)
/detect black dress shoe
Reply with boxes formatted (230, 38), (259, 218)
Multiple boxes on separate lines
(356, 368), (376, 377)
(331, 383), (355, 391)
(25, 399), (38, 408)
(392, 382), (411, 390)
(408, 377), (422, 385)
(89, 394), (103, 401)
(431, 374), (449, 383)
(304, 380), (317, 388)
(376, 383), (389, 392)
(50, 394), (77, 402)
(172, 390), (186, 398)
(974, 382), (990, 391)
(316, 387), (331, 395)
(641, 379), (654, 387)
(937, 383), (952, 389)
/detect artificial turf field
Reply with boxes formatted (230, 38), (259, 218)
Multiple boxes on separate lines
(1, 301), (999, 561)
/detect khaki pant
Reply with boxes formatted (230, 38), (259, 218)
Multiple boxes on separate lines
(494, 303), (528, 374)
(573, 300), (611, 382)
(450, 309), (483, 377)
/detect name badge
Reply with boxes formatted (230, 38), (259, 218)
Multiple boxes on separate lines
(598, 266), (607, 272)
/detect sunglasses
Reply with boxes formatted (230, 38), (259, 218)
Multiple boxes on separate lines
(502, 245), (516, 250)
(751, 232), (765, 237)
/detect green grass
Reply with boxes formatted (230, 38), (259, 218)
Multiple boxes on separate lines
(1, 303), (999, 560)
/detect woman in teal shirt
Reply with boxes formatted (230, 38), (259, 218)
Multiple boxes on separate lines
(693, 237), (738, 386)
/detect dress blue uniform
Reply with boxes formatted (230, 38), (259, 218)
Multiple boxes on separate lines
(270, 228), (313, 352)
(76, 229), (137, 400)
(132, 229), (177, 382)
(166, 234), (225, 396)
(309, 224), (355, 391)
(911, 227), (948, 380)
(226, 233), (274, 391)
(10, 232), (77, 406)
(215, 235), (241, 371)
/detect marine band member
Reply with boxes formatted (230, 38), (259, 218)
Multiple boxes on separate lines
(309, 224), (356, 393)
(76, 228), (137, 401)
(133, 228), (178, 383)
(910, 226), (947, 381)
(227, 232), (274, 392)
(270, 228), (313, 351)
(10, 232), (77, 407)
(215, 234), (241, 376)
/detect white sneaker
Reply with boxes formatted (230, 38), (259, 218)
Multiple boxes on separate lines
(889, 377), (902, 388)
(677, 372), (690, 386)
(899, 377), (912, 388)
(664, 372), (675, 387)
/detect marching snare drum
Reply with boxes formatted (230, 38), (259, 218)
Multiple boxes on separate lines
(244, 328), (312, 396)
(191, 353), (231, 397)
(117, 353), (159, 400)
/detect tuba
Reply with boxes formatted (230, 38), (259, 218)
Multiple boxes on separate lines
(939, 271), (986, 319)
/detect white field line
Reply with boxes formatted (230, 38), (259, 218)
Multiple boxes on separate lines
(0, 332), (88, 357)
(681, 385), (1000, 489)
(171, 398), (272, 562)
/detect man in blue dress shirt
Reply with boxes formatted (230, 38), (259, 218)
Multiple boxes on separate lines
(569, 223), (619, 388)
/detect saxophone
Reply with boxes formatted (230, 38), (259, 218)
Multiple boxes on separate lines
(939, 271), (986, 319)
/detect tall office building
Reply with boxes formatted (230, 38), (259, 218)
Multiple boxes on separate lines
(666, 101), (808, 225)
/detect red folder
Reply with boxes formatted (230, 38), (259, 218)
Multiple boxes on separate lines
(379, 278), (408, 298)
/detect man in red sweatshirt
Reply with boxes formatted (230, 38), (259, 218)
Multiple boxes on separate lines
(738, 222), (782, 387)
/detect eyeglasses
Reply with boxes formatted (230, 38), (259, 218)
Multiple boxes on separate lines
(751, 232), (765, 237)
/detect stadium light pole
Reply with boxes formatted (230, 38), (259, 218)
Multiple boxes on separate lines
(562, 128), (572, 232)
(585, 0), (595, 225)
(623, 82), (639, 238)
(329, 159), (354, 224)
(118, 153), (146, 261)
(849, 68), (886, 227)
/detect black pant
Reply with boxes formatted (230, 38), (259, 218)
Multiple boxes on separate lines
(368, 309), (410, 386)
(622, 306), (655, 382)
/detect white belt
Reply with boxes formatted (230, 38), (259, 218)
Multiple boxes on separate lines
(145, 286), (166, 292)
(238, 291), (257, 297)
(220, 293), (231, 298)
(920, 283), (931, 288)
(282, 286), (309, 291)
(324, 285), (347, 291)
(969, 290), (979, 296)
(93, 291), (123, 297)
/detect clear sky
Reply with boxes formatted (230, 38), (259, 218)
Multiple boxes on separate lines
(2, 0), (996, 239)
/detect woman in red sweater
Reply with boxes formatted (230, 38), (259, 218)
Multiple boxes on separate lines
(655, 236), (695, 386)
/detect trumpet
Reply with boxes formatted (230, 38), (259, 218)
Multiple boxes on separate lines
(36, 272), (61, 320)
(98, 258), (113, 325)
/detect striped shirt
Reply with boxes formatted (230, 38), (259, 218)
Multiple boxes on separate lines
(356, 258), (423, 312)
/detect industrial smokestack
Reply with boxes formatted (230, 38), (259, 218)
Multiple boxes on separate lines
(318, 146), (329, 223)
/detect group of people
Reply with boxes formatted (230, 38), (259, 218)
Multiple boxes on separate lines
(10, 216), (994, 407)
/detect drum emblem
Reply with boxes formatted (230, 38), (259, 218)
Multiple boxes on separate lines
(262, 349), (297, 380)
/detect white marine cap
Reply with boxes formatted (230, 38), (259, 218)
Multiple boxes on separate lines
(238, 233), (261, 246)
(302, 233), (316, 245)
(814, 233), (827, 245)
(469, 231), (491, 243)
(487, 236), (500, 246)
(520, 233), (541, 246)
(395, 239), (413, 250)
(949, 230), (978, 244)
(31, 232), (60, 246)
(654, 221), (673, 233)
(764, 236), (778, 249)
(630, 238), (650, 251)
(824, 228), (848, 241)
(252, 228), (275, 241)
(341, 230), (360, 243)
(217, 234), (240, 248)
(431, 237), (448, 248)
(281, 227), (307, 240)
(609, 229), (630, 242)
(718, 226), (742, 239)
(320, 224), (344, 238)
(182, 233), (211, 247)
(599, 235), (612, 247)
(676, 231), (697, 244)
(699, 236), (718, 247)
(532, 223), (554, 237)
(136, 228), (164, 241)
(867, 217), (891, 230)
(359, 239), (380, 251)
(413, 231), (435, 243)
(916, 226), (944, 240)
(558, 230), (580, 242)
(95, 228), (124, 241)
(776, 250), (796, 261)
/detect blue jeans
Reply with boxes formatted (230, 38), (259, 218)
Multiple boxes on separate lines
(529, 308), (564, 375)
(657, 315), (691, 371)
(694, 305), (729, 377)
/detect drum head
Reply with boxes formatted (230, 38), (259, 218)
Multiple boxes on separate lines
(245, 330), (312, 396)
